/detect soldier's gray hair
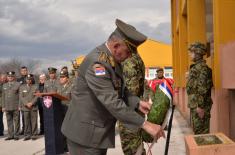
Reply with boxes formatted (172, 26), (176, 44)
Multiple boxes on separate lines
(108, 32), (123, 42)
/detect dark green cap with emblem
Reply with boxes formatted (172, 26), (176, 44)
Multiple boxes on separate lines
(60, 70), (69, 78)
(188, 42), (207, 55)
(7, 71), (15, 76)
(48, 67), (57, 74)
(114, 19), (147, 51)
(26, 74), (34, 80)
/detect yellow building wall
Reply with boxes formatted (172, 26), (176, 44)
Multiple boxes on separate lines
(172, 0), (206, 87)
(172, 0), (235, 138)
(138, 39), (172, 67)
(213, 0), (235, 88)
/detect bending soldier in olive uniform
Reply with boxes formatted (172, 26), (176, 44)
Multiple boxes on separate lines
(44, 67), (59, 93)
(186, 42), (213, 134)
(62, 19), (165, 155)
(119, 52), (146, 155)
(0, 74), (7, 136)
(19, 74), (38, 140)
(2, 71), (21, 140)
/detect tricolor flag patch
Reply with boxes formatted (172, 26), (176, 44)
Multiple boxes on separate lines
(95, 67), (106, 76)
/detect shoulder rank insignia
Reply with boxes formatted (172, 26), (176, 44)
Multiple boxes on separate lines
(98, 51), (115, 67)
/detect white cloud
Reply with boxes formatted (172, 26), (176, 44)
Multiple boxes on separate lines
(0, 0), (171, 64)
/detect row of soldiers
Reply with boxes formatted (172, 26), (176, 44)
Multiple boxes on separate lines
(0, 66), (74, 141)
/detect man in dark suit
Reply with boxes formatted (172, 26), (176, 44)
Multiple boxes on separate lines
(62, 19), (165, 155)
(17, 66), (28, 135)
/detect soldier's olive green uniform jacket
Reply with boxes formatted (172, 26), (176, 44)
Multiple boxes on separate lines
(62, 43), (144, 149)
(57, 82), (72, 106)
(44, 79), (59, 93)
(2, 81), (21, 111)
(19, 84), (38, 111)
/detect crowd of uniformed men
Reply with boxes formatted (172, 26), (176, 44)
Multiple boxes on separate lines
(0, 65), (75, 141)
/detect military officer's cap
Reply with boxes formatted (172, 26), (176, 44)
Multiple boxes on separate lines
(7, 71), (15, 76)
(61, 66), (68, 70)
(60, 70), (69, 78)
(114, 19), (147, 51)
(188, 42), (207, 55)
(48, 67), (57, 73)
(156, 68), (164, 73)
(26, 74), (34, 80)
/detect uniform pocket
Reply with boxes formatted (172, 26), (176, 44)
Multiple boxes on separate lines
(81, 120), (106, 145)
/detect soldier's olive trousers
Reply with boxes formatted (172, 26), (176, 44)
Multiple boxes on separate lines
(190, 108), (211, 135)
(67, 139), (107, 155)
(24, 110), (38, 137)
(5, 110), (20, 138)
(118, 121), (146, 155)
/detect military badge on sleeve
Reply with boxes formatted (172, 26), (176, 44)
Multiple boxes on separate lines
(93, 64), (106, 76)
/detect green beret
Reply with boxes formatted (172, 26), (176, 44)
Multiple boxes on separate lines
(114, 19), (147, 51)
(188, 42), (207, 55)
(48, 67), (57, 73)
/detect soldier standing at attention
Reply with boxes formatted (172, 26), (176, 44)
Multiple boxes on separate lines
(57, 70), (73, 152)
(62, 19), (165, 155)
(57, 71), (72, 109)
(0, 74), (7, 136)
(2, 71), (21, 140)
(19, 74), (38, 140)
(44, 67), (59, 93)
(119, 52), (146, 155)
(186, 42), (213, 134)
(17, 66), (28, 135)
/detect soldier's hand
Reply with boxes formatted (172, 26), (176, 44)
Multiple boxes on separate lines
(139, 100), (151, 114)
(142, 121), (165, 140)
(196, 107), (205, 119)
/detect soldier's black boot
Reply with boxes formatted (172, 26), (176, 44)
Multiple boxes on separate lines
(5, 137), (14, 140)
(31, 136), (37, 140)
(23, 136), (31, 141)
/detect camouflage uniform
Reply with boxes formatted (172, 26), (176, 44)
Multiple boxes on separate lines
(186, 42), (213, 134)
(118, 52), (146, 155)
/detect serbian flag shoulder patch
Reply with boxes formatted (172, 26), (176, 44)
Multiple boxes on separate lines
(94, 65), (106, 76)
